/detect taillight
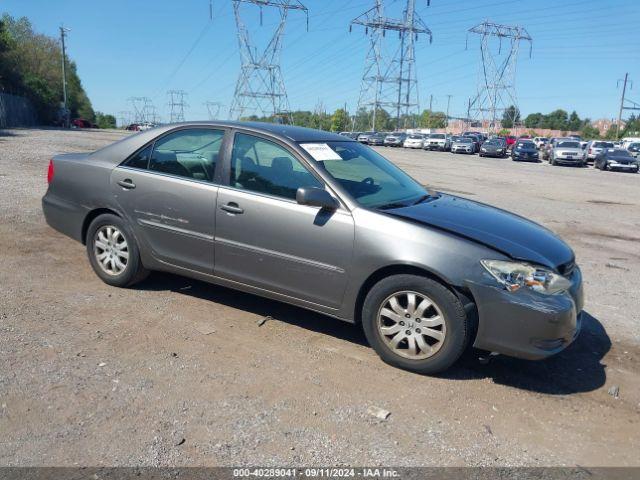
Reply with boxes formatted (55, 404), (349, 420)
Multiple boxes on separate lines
(47, 159), (54, 184)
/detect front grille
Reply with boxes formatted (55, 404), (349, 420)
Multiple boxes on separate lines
(561, 151), (578, 156)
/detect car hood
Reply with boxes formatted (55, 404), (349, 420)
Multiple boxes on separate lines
(386, 194), (574, 269)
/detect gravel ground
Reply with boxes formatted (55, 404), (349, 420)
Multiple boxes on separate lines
(1, 128), (639, 467)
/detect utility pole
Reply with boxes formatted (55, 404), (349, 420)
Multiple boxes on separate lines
(467, 21), (532, 133)
(429, 94), (433, 112)
(59, 25), (70, 127)
(350, 0), (432, 131)
(445, 94), (452, 132)
(616, 73), (629, 140)
(229, 0), (308, 124)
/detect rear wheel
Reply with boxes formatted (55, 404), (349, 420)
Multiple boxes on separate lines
(86, 214), (149, 288)
(361, 274), (470, 375)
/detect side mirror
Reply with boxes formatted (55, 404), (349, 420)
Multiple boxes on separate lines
(296, 186), (339, 210)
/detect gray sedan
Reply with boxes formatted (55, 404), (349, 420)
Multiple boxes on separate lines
(42, 122), (583, 374)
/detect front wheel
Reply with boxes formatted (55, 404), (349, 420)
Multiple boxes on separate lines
(86, 213), (149, 288)
(361, 274), (470, 375)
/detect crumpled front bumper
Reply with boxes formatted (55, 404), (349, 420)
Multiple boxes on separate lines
(466, 266), (584, 360)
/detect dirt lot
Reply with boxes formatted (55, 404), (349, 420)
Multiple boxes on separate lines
(1, 128), (639, 467)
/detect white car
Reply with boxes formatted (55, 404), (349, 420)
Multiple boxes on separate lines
(137, 122), (156, 131)
(585, 140), (614, 161)
(423, 133), (451, 151)
(533, 137), (549, 149)
(403, 134), (425, 148)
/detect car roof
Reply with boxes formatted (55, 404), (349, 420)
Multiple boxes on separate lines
(90, 121), (354, 165)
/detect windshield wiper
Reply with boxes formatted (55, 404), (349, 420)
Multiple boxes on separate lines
(377, 202), (411, 210)
(411, 194), (433, 206)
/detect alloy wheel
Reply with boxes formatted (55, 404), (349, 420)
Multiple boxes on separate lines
(376, 291), (446, 360)
(93, 225), (129, 276)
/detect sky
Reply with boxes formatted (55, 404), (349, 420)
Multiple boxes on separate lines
(2, 0), (639, 124)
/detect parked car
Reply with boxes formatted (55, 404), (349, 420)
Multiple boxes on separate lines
(466, 135), (482, 153)
(549, 139), (586, 167)
(451, 137), (475, 154)
(125, 123), (140, 131)
(357, 132), (376, 143)
(585, 141), (614, 162)
(533, 137), (549, 149)
(367, 132), (387, 146)
(384, 133), (407, 147)
(542, 137), (569, 161)
(137, 122), (156, 131)
(424, 133), (451, 151)
(594, 149), (639, 172)
(403, 134), (425, 149)
(479, 138), (507, 158)
(511, 140), (540, 162)
(627, 142), (640, 158)
(339, 132), (360, 140)
(42, 121), (583, 374)
(72, 118), (95, 129)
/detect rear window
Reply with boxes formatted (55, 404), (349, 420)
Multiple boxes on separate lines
(557, 141), (580, 148)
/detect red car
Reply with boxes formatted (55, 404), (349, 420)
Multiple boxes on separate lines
(72, 118), (97, 129)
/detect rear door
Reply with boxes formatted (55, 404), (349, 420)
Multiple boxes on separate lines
(214, 131), (355, 309)
(111, 127), (226, 273)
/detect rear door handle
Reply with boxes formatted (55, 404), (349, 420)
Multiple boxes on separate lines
(220, 202), (244, 214)
(117, 179), (136, 189)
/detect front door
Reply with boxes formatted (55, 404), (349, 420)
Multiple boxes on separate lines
(214, 132), (354, 309)
(111, 127), (225, 273)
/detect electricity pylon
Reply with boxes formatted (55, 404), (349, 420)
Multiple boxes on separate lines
(351, 0), (432, 130)
(167, 90), (188, 123)
(127, 97), (154, 124)
(467, 21), (532, 132)
(229, 0), (308, 124)
(203, 101), (224, 120)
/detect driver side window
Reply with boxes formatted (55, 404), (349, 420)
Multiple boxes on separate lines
(230, 133), (322, 200)
(147, 128), (224, 182)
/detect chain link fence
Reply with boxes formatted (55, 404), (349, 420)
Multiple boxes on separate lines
(0, 93), (37, 128)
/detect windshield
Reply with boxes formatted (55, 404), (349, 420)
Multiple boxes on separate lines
(408, 135), (423, 139)
(457, 138), (473, 143)
(486, 140), (502, 146)
(430, 134), (445, 139)
(609, 149), (632, 158)
(516, 142), (534, 148)
(309, 141), (427, 209)
(557, 141), (580, 148)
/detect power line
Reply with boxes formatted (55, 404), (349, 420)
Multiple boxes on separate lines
(229, 0), (309, 123)
(351, 0), (432, 130)
(467, 21), (532, 132)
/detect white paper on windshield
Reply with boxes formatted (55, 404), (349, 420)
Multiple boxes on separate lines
(300, 143), (342, 161)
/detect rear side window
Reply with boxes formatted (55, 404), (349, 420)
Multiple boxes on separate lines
(148, 128), (224, 182)
(230, 133), (322, 200)
(124, 145), (152, 169)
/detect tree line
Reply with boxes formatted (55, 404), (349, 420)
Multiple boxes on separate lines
(243, 107), (448, 132)
(0, 13), (114, 128)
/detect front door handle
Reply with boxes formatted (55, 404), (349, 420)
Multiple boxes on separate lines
(117, 179), (136, 189)
(220, 202), (244, 214)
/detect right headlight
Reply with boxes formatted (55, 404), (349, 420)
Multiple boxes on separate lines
(481, 260), (572, 295)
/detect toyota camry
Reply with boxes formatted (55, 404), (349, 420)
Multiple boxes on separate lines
(42, 122), (584, 374)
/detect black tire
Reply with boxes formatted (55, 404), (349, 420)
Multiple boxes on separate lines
(86, 213), (149, 288)
(361, 274), (470, 375)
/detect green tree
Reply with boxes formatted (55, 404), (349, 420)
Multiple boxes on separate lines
(95, 112), (116, 129)
(330, 108), (350, 132)
(501, 105), (521, 128)
(419, 109), (447, 128)
(0, 13), (94, 123)
(524, 112), (544, 128)
(581, 124), (600, 139)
